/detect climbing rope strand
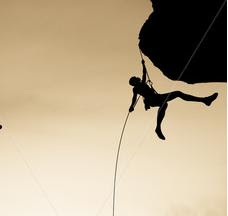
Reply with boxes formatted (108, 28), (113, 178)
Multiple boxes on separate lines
(176, 0), (227, 82)
(112, 96), (140, 216)
(112, 112), (129, 216)
(0, 120), (59, 216)
(139, 48), (144, 60)
(161, 0), (227, 108)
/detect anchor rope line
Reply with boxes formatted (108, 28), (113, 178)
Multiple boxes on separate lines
(0, 119), (60, 216)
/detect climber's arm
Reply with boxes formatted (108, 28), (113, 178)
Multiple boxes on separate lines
(142, 59), (147, 84)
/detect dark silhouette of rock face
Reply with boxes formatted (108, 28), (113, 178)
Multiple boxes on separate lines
(139, 0), (227, 84)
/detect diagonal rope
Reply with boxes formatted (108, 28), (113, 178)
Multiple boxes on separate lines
(176, 0), (227, 82)
(0, 118), (60, 216)
(158, 0), (226, 110)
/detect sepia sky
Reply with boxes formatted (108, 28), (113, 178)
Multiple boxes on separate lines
(0, 0), (226, 215)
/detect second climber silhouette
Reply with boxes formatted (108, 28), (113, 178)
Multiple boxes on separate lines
(129, 59), (218, 140)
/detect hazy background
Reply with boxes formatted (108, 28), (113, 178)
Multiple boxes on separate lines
(0, 0), (226, 215)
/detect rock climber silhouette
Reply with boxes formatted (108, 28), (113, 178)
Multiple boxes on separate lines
(129, 59), (218, 140)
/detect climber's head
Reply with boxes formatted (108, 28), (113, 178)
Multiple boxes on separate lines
(129, 76), (141, 86)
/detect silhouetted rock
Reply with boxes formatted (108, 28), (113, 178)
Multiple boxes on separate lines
(139, 0), (227, 83)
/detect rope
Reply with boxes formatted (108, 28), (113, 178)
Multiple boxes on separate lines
(161, 0), (226, 107)
(0, 118), (59, 216)
(139, 48), (144, 60)
(112, 112), (129, 216)
(112, 96), (140, 216)
(176, 0), (227, 81)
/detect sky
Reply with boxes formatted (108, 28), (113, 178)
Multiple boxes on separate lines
(0, 0), (226, 216)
